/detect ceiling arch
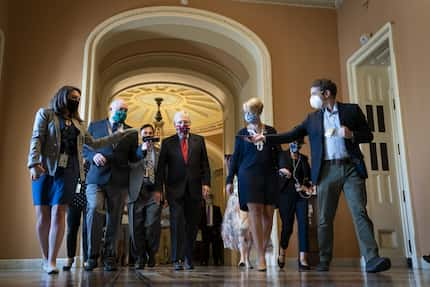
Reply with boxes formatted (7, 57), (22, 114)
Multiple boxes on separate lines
(113, 82), (223, 136)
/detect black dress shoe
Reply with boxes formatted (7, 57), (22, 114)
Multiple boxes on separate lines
(84, 259), (97, 271)
(423, 255), (430, 263)
(174, 261), (184, 271)
(366, 257), (391, 273)
(134, 262), (145, 270)
(62, 258), (74, 271)
(134, 256), (146, 270)
(147, 255), (156, 268)
(185, 261), (194, 270)
(298, 260), (311, 272)
(316, 261), (330, 272)
(104, 258), (118, 272)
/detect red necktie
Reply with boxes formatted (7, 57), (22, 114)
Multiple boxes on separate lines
(181, 138), (188, 163)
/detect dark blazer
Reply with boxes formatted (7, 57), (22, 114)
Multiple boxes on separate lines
(279, 151), (311, 192)
(83, 119), (138, 187)
(266, 102), (373, 184)
(156, 133), (211, 200)
(226, 125), (284, 184)
(199, 204), (223, 234)
(128, 146), (159, 203)
(226, 125), (284, 211)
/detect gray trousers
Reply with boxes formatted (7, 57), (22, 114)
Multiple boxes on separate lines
(128, 196), (162, 260)
(317, 161), (379, 263)
(86, 183), (127, 261)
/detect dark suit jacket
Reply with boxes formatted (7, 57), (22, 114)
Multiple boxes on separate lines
(279, 151), (311, 192)
(266, 102), (373, 184)
(83, 119), (138, 187)
(156, 133), (211, 200)
(199, 204), (223, 237)
(128, 146), (160, 203)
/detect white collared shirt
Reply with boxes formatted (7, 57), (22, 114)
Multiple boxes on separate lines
(323, 103), (349, 160)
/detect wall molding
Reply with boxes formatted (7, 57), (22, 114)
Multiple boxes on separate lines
(0, 29), (5, 81)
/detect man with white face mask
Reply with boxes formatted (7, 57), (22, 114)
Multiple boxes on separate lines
(155, 110), (211, 271)
(252, 79), (391, 273)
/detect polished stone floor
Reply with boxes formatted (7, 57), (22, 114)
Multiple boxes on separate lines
(0, 266), (429, 287)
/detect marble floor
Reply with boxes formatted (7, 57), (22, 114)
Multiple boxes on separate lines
(0, 266), (428, 287)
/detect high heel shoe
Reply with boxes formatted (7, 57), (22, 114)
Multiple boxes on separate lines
(257, 258), (267, 272)
(246, 260), (253, 269)
(298, 260), (311, 271)
(257, 264), (267, 272)
(278, 251), (286, 269)
(63, 257), (74, 271)
(238, 261), (253, 269)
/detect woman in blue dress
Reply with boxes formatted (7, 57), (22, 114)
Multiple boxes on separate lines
(225, 97), (285, 271)
(28, 86), (134, 274)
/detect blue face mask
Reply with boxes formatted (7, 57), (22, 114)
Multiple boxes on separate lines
(112, 110), (127, 123)
(244, 112), (258, 124)
(290, 142), (300, 153)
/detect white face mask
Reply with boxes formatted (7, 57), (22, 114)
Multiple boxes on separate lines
(309, 94), (323, 110)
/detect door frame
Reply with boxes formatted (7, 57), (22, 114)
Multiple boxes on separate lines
(0, 29), (4, 81)
(347, 22), (418, 268)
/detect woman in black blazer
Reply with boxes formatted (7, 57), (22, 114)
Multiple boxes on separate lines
(226, 97), (284, 271)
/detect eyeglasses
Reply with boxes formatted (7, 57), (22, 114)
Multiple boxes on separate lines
(176, 120), (190, 126)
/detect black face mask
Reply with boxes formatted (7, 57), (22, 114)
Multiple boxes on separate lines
(67, 99), (79, 113)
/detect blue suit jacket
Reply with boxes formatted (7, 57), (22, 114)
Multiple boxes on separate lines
(83, 119), (138, 186)
(266, 102), (373, 184)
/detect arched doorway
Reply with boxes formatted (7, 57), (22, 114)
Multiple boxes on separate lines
(81, 6), (273, 131)
(80, 6), (275, 266)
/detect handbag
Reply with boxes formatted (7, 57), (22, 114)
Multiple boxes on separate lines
(71, 161), (89, 208)
(71, 181), (87, 208)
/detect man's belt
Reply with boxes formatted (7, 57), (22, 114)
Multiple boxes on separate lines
(324, 158), (352, 165)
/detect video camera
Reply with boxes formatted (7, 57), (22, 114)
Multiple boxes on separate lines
(142, 136), (160, 143)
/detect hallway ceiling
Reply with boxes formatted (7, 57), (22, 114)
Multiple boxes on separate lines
(115, 83), (223, 137)
(235, 0), (339, 8)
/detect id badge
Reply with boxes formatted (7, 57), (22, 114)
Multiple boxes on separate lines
(144, 167), (149, 178)
(325, 128), (336, 137)
(196, 230), (203, 241)
(58, 153), (69, 168)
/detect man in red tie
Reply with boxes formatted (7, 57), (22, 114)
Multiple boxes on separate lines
(156, 110), (211, 271)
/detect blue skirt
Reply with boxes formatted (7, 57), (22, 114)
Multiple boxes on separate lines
(32, 156), (79, 206)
